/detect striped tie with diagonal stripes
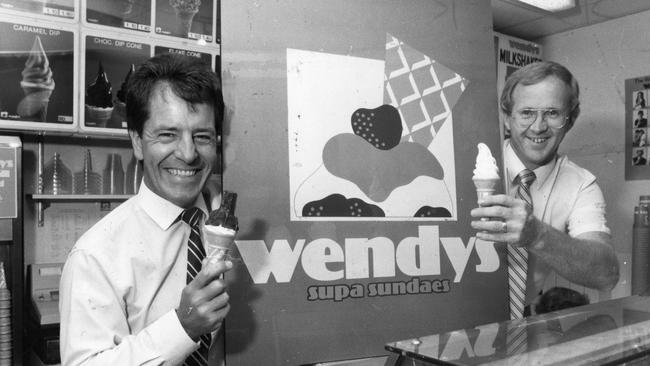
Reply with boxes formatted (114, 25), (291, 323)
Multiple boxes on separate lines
(506, 169), (535, 357)
(508, 169), (535, 320)
(180, 207), (211, 366)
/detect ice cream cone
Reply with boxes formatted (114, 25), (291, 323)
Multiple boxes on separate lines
(17, 87), (53, 122)
(203, 225), (236, 261)
(473, 178), (499, 203)
(108, 99), (127, 129)
(85, 105), (114, 127)
(173, 8), (198, 37)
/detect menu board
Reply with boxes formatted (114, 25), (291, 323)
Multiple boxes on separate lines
(0, 0), (220, 136)
(82, 34), (151, 131)
(626, 75), (650, 180)
(0, 18), (76, 130)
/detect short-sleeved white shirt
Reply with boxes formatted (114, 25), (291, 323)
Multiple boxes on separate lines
(504, 140), (610, 304)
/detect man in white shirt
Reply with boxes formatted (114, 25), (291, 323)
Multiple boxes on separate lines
(471, 61), (619, 315)
(60, 54), (231, 365)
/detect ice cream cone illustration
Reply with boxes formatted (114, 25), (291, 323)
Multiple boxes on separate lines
(472, 143), (500, 204)
(17, 36), (55, 122)
(170, 0), (201, 37)
(108, 64), (134, 129)
(85, 62), (114, 127)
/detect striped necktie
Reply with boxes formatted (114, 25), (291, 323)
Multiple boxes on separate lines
(508, 169), (535, 320)
(180, 208), (211, 366)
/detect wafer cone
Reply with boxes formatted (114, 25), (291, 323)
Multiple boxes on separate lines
(472, 177), (499, 203)
(17, 87), (53, 122)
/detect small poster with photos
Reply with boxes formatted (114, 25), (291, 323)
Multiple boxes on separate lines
(0, 19), (75, 129)
(82, 33), (150, 131)
(155, 0), (214, 42)
(626, 75), (650, 179)
(154, 45), (212, 68)
(85, 0), (151, 32)
(0, 0), (75, 19)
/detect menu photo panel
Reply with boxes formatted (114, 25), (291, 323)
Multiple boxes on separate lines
(155, 0), (214, 42)
(0, 16), (77, 132)
(81, 31), (151, 134)
(0, 0), (76, 20)
(83, 0), (152, 33)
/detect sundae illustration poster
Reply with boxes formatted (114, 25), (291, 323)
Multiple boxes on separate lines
(85, 0), (151, 32)
(155, 0), (214, 42)
(625, 75), (650, 180)
(154, 46), (212, 68)
(0, 20), (75, 126)
(0, 0), (75, 19)
(288, 34), (468, 221)
(82, 34), (150, 130)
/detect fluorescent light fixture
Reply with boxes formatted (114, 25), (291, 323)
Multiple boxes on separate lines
(517, 0), (576, 12)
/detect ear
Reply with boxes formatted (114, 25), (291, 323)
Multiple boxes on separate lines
(129, 130), (143, 160)
(502, 114), (512, 133)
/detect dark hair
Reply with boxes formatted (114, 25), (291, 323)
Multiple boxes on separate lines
(500, 61), (580, 127)
(126, 53), (224, 136)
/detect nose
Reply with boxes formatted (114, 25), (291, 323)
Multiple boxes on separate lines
(175, 134), (198, 162)
(529, 110), (549, 131)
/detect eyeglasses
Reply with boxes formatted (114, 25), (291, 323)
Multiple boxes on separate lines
(512, 108), (569, 129)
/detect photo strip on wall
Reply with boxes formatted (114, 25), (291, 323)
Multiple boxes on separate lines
(626, 76), (650, 179)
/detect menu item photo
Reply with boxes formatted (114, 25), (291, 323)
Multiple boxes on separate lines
(0, 20), (75, 125)
(155, 0), (214, 41)
(0, 0), (75, 19)
(85, 0), (151, 32)
(83, 34), (150, 130)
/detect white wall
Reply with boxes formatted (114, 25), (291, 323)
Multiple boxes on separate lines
(538, 10), (650, 298)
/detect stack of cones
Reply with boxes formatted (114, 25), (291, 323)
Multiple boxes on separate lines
(73, 150), (102, 194)
(43, 152), (72, 195)
(0, 263), (12, 366)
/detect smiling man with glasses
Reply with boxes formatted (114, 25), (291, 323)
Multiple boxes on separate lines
(471, 61), (619, 317)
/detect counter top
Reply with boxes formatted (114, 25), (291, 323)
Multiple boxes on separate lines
(385, 295), (650, 365)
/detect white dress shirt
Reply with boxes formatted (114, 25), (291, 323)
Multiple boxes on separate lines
(503, 140), (610, 304)
(59, 182), (222, 365)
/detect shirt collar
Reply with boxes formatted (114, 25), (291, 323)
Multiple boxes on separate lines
(504, 139), (557, 187)
(137, 182), (209, 230)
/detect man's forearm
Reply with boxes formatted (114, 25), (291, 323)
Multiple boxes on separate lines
(527, 218), (619, 291)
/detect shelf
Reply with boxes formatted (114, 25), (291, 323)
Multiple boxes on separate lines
(30, 194), (132, 201)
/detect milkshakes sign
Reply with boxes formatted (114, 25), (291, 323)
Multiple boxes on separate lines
(224, 29), (505, 366)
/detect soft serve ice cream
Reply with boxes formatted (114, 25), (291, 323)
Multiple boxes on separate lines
(17, 36), (55, 122)
(472, 143), (500, 203)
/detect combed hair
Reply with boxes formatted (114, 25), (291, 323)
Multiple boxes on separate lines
(126, 53), (224, 136)
(500, 61), (580, 126)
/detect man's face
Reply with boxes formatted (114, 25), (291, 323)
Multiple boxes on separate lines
(130, 83), (218, 208)
(504, 76), (572, 170)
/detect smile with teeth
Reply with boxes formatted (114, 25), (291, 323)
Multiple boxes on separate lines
(527, 136), (548, 143)
(167, 168), (199, 177)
